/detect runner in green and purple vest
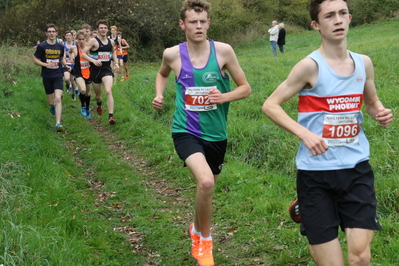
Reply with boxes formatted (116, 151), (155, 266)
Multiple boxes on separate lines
(172, 39), (231, 142)
(152, 1), (251, 265)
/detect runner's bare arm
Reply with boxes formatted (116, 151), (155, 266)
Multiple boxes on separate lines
(208, 42), (251, 104)
(263, 57), (328, 155)
(152, 47), (178, 110)
(81, 39), (101, 66)
(362, 55), (393, 127)
(111, 39), (119, 71)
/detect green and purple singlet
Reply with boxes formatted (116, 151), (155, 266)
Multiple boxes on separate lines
(172, 40), (231, 142)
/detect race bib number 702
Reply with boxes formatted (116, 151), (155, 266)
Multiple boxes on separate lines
(185, 86), (217, 111)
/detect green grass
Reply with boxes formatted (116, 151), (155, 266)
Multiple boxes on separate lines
(1, 20), (399, 265)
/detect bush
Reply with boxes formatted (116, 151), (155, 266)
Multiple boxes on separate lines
(1, 0), (398, 61)
(350, 0), (399, 26)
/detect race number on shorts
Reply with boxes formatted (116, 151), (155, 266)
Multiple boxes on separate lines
(185, 86), (217, 111)
(323, 113), (359, 146)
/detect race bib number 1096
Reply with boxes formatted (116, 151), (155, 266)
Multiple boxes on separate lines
(323, 113), (359, 146)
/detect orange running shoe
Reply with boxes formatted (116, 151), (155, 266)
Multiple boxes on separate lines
(197, 239), (214, 266)
(187, 223), (200, 259)
(120, 78), (125, 82)
(126, 74), (130, 79)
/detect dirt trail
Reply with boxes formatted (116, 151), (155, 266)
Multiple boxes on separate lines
(70, 115), (188, 258)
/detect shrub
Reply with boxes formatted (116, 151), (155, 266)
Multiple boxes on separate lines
(1, 0), (398, 61)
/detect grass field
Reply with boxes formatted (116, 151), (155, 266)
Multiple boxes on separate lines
(0, 20), (399, 265)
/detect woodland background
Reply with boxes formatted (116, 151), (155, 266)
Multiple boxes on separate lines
(1, 0), (399, 61)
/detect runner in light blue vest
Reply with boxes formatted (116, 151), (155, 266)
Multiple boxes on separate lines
(262, 0), (393, 265)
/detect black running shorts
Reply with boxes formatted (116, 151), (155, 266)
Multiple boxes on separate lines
(296, 160), (383, 245)
(90, 65), (113, 84)
(42, 77), (63, 94)
(172, 133), (227, 175)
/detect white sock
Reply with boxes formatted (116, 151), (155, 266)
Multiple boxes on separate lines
(192, 225), (201, 236)
(201, 235), (212, 241)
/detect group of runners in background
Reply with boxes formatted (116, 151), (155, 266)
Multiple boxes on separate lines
(33, 20), (130, 132)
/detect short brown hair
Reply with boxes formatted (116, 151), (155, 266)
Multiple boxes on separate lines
(180, 0), (211, 21)
(309, 0), (348, 22)
(96, 20), (109, 29)
(76, 30), (87, 39)
(45, 23), (58, 32)
(81, 23), (92, 30)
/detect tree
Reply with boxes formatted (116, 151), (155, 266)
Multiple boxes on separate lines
(1, 0), (397, 60)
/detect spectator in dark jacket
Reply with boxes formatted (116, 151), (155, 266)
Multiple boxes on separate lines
(277, 23), (286, 53)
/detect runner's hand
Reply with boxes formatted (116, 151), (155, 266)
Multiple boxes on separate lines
(46, 62), (56, 68)
(301, 131), (329, 156)
(152, 96), (164, 110)
(208, 88), (225, 104)
(375, 107), (393, 127)
(93, 60), (102, 67)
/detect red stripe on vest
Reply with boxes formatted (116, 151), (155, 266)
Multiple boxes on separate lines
(298, 94), (363, 113)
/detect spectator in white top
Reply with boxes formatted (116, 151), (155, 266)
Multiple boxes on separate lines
(268, 20), (279, 56)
